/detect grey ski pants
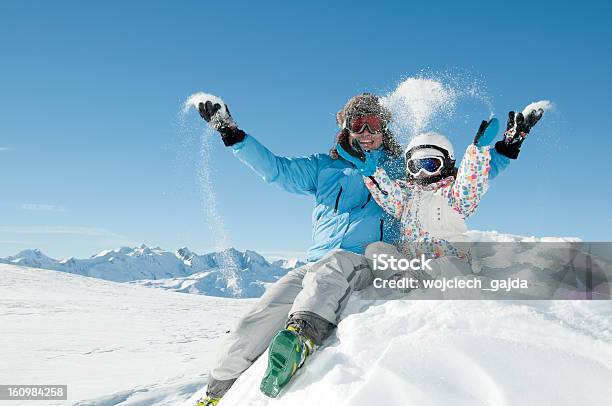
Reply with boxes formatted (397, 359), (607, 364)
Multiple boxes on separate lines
(208, 249), (372, 396)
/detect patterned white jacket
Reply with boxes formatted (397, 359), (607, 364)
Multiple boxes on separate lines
(363, 144), (491, 261)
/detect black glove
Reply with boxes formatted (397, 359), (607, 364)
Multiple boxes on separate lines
(495, 109), (544, 159)
(198, 100), (245, 147)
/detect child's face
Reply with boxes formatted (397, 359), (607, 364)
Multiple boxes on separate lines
(407, 156), (445, 179)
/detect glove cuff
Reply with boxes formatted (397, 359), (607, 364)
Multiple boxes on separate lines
(219, 127), (246, 147)
(494, 141), (520, 160)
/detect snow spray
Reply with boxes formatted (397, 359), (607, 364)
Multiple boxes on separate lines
(179, 93), (240, 294)
(522, 100), (553, 116)
(380, 73), (494, 148)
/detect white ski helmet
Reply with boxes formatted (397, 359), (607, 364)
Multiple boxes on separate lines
(405, 132), (456, 180)
(405, 132), (455, 160)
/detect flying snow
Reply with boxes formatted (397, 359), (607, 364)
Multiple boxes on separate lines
(522, 100), (554, 116)
(179, 93), (240, 290)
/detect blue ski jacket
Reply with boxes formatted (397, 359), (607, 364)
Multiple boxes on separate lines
(232, 134), (404, 262)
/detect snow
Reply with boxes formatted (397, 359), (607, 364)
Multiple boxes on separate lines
(464, 229), (579, 243)
(0, 263), (253, 406)
(192, 231), (611, 406)
(2, 232), (611, 405)
(381, 78), (458, 142)
(214, 299), (612, 406)
(522, 100), (553, 116)
(182, 92), (226, 116)
(379, 75), (495, 147)
(179, 92), (240, 290)
(271, 258), (307, 270)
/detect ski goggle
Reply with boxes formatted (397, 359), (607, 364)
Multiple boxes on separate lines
(406, 157), (445, 176)
(345, 115), (384, 134)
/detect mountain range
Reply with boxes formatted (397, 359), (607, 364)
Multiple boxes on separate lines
(0, 245), (305, 298)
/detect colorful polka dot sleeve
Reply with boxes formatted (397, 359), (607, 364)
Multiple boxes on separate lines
(363, 167), (411, 219)
(445, 144), (491, 217)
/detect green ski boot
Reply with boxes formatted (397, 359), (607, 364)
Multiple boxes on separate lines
(195, 395), (220, 406)
(260, 326), (315, 398)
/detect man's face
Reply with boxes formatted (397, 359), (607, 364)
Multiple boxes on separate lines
(346, 115), (385, 151)
(348, 128), (384, 151)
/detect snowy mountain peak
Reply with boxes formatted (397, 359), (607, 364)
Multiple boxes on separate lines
(93, 246), (133, 258)
(5, 249), (58, 269)
(132, 245), (153, 256)
(220, 247), (242, 257)
(175, 247), (195, 260)
(14, 248), (49, 259)
(244, 250), (268, 265)
(59, 257), (77, 265)
(175, 247), (205, 268)
(272, 258), (306, 269)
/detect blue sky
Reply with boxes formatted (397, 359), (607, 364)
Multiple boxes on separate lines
(1, 1), (611, 259)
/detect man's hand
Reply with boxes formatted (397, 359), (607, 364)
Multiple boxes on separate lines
(198, 99), (245, 147)
(495, 109), (544, 159)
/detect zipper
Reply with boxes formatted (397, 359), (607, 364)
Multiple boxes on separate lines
(334, 186), (343, 213)
(361, 194), (371, 209)
(379, 219), (384, 241)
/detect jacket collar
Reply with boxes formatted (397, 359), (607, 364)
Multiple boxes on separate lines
(365, 147), (385, 165)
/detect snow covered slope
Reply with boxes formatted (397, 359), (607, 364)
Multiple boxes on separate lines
(183, 231), (612, 406)
(209, 298), (612, 406)
(0, 263), (253, 406)
(0, 246), (304, 298)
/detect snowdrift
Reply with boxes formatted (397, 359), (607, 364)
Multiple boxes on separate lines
(209, 299), (612, 406)
(185, 231), (612, 406)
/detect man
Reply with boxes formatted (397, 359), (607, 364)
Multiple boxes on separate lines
(195, 93), (404, 404)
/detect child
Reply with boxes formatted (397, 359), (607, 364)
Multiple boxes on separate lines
(337, 110), (544, 274)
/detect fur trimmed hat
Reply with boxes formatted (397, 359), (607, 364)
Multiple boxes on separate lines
(335, 93), (392, 129)
(330, 93), (401, 159)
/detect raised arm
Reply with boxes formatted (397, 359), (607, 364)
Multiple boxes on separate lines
(198, 96), (319, 195)
(444, 118), (497, 217)
(232, 135), (319, 195)
(446, 144), (491, 217)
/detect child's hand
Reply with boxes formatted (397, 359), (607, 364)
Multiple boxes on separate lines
(473, 118), (499, 147)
